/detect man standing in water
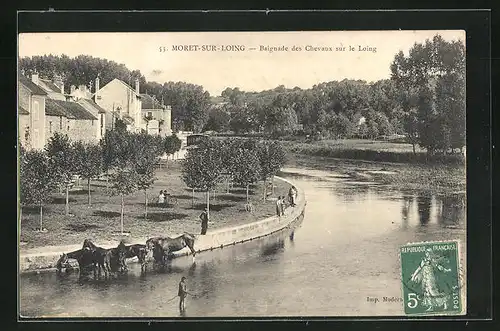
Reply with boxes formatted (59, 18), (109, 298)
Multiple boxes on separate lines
(200, 208), (209, 235)
(178, 276), (188, 311)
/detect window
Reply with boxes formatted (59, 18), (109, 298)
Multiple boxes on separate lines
(67, 119), (70, 131)
(49, 121), (53, 133)
(147, 111), (153, 118)
(60, 116), (63, 129)
(33, 101), (39, 121)
(92, 119), (95, 126)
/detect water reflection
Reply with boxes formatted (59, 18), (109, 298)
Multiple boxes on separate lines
(437, 194), (465, 228)
(399, 191), (465, 229)
(260, 238), (285, 257)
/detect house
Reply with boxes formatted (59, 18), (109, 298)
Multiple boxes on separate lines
(31, 74), (101, 144)
(93, 77), (143, 133)
(141, 93), (172, 136)
(44, 99), (99, 144)
(68, 84), (107, 141)
(18, 74), (47, 150)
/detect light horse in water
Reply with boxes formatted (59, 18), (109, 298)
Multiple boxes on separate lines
(146, 233), (197, 266)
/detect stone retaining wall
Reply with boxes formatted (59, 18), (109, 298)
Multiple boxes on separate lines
(19, 176), (305, 274)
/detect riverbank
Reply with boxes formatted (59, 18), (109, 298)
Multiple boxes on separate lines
(286, 153), (465, 195)
(20, 161), (290, 251)
(281, 139), (465, 165)
(19, 176), (306, 274)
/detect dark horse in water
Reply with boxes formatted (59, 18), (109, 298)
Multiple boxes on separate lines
(56, 248), (95, 275)
(121, 244), (149, 272)
(82, 239), (127, 278)
(146, 233), (196, 266)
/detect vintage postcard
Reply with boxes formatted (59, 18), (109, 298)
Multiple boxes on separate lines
(18, 30), (466, 318)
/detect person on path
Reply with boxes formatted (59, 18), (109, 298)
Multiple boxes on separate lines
(158, 190), (165, 205)
(280, 196), (286, 215)
(200, 208), (209, 235)
(288, 187), (294, 206)
(291, 186), (297, 206)
(178, 276), (188, 311)
(276, 196), (282, 218)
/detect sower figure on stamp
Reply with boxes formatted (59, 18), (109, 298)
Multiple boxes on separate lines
(200, 208), (209, 235)
(410, 248), (452, 311)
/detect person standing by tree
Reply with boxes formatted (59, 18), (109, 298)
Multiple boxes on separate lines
(199, 208), (209, 235)
(275, 196), (282, 218)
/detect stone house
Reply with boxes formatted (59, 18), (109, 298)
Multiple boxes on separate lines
(18, 74), (47, 150)
(140, 93), (172, 137)
(68, 84), (107, 141)
(93, 77), (143, 133)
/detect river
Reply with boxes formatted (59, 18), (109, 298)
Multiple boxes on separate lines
(19, 158), (466, 318)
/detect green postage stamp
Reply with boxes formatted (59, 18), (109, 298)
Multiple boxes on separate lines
(400, 240), (464, 316)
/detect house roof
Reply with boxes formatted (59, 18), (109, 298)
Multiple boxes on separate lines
(78, 98), (107, 114)
(46, 99), (74, 118)
(140, 94), (163, 109)
(18, 75), (48, 96)
(46, 99), (98, 120)
(39, 78), (63, 94)
(18, 105), (29, 115)
(95, 78), (141, 97)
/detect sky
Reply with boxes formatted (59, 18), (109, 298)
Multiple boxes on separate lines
(18, 31), (465, 96)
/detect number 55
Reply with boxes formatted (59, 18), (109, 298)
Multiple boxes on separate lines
(407, 293), (419, 308)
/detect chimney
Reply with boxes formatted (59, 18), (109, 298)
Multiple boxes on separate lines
(70, 85), (76, 94)
(135, 78), (139, 94)
(54, 75), (64, 94)
(95, 76), (100, 100)
(31, 73), (39, 85)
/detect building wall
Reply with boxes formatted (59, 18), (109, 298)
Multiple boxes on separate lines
(18, 85), (31, 111)
(67, 119), (99, 144)
(18, 114), (30, 147)
(45, 115), (69, 144)
(95, 79), (142, 132)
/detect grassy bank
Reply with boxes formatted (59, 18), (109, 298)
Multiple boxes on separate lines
(281, 139), (465, 165)
(285, 153), (466, 195)
(20, 161), (291, 250)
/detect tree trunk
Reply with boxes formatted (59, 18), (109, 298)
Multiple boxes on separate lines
(206, 190), (210, 220)
(65, 184), (70, 215)
(412, 141), (416, 155)
(120, 194), (125, 235)
(226, 176), (230, 193)
(39, 205), (43, 231)
(87, 178), (92, 206)
(263, 179), (267, 201)
(144, 190), (148, 219)
(192, 188), (195, 209)
(106, 170), (109, 189)
(246, 183), (249, 203)
(271, 176), (275, 195)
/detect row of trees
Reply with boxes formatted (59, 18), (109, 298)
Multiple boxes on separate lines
(181, 138), (286, 219)
(19, 131), (182, 233)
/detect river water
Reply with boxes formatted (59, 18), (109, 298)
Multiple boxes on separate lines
(19, 159), (466, 318)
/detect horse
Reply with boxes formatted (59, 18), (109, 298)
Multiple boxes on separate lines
(82, 239), (127, 278)
(121, 243), (149, 272)
(55, 248), (95, 274)
(146, 233), (196, 266)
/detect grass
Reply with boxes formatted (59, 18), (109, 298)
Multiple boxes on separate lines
(19, 161), (291, 250)
(281, 139), (465, 165)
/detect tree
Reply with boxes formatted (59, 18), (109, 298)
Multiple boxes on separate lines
(163, 134), (182, 167)
(109, 167), (139, 235)
(19, 150), (58, 231)
(181, 139), (224, 219)
(45, 133), (76, 216)
(72, 142), (103, 206)
(130, 132), (162, 219)
(204, 107), (231, 132)
(257, 141), (287, 200)
(232, 146), (262, 205)
(390, 34), (466, 154)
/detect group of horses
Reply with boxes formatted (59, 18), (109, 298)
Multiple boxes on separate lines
(55, 233), (197, 278)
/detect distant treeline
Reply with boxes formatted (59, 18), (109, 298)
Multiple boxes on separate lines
(19, 34), (465, 156)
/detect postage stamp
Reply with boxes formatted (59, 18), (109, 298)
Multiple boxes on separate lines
(400, 240), (464, 316)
